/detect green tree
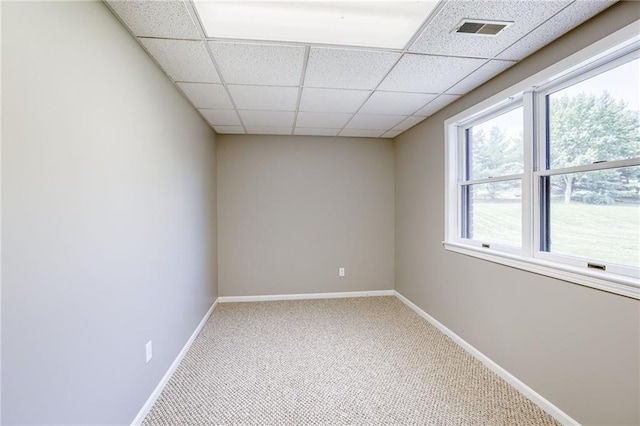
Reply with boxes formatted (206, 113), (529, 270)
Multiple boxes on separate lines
(470, 127), (522, 178)
(549, 91), (640, 203)
(469, 127), (522, 199)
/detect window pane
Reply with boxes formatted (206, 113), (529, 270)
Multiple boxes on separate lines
(546, 166), (640, 267)
(548, 58), (640, 169)
(467, 106), (523, 180)
(465, 179), (522, 246)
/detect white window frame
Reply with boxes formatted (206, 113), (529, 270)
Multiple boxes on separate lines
(444, 21), (640, 300)
(456, 98), (526, 256)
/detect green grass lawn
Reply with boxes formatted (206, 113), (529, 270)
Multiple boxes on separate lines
(471, 201), (640, 267)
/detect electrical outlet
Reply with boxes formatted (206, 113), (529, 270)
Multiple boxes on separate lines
(146, 341), (153, 363)
(339, 267), (345, 277)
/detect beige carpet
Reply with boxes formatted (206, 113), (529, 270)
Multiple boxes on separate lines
(143, 296), (558, 425)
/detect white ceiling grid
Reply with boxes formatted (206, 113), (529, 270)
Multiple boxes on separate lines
(299, 88), (372, 114)
(296, 112), (354, 129)
(304, 48), (402, 90)
(227, 85), (299, 111)
(105, 0), (618, 138)
(176, 82), (232, 108)
(409, 0), (569, 58)
(209, 42), (307, 86)
(199, 109), (241, 126)
(496, 0), (617, 60)
(139, 39), (221, 83)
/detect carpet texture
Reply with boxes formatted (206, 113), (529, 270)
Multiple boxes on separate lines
(143, 296), (559, 425)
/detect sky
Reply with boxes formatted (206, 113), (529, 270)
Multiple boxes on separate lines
(553, 57), (640, 111)
(472, 57), (640, 139)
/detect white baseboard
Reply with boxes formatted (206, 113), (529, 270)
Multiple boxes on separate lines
(130, 298), (219, 426)
(218, 289), (395, 303)
(393, 291), (579, 426)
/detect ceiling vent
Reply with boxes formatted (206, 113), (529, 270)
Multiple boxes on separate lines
(454, 19), (512, 36)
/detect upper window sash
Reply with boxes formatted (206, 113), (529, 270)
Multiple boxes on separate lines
(457, 96), (523, 136)
(458, 97), (523, 183)
(535, 47), (640, 172)
(535, 41), (640, 112)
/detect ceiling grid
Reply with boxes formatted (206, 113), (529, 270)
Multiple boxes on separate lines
(105, 0), (618, 138)
(291, 46), (312, 133)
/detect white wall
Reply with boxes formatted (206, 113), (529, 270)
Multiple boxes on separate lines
(394, 3), (640, 425)
(217, 135), (394, 296)
(1, 2), (218, 424)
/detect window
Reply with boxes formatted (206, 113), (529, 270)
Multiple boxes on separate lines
(461, 104), (524, 249)
(538, 56), (640, 278)
(445, 31), (640, 299)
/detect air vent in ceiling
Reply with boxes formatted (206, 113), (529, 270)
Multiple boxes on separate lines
(454, 19), (512, 36)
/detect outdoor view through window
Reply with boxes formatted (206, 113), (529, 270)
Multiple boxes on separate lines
(465, 106), (524, 247)
(461, 54), (639, 271)
(545, 57), (640, 267)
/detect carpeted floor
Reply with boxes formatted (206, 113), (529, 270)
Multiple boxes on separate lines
(143, 296), (558, 425)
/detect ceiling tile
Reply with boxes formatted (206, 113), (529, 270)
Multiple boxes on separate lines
(382, 130), (403, 138)
(299, 88), (371, 113)
(378, 54), (486, 93)
(209, 42), (305, 86)
(392, 116), (427, 131)
(294, 128), (341, 137)
(339, 129), (385, 138)
(228, 85), (299, 111)
(106, 0), (618, 140)
(345, 114), (406, 130)
(447, 60), (515, 95)
(177, 83), (232, 109)
(198, 109), (241, 126)
(304, 48), (401, 90)
(239, 110), (296, 127)
(244, 126), (293, 135)
(140, 39), (220, 83)
(414, 95), (461, 117)
(409, 0), (571, 58)
(214, 125), (245, 134)
(359, 91), (437, 115)
(295, 112), (353, 128)
(497, 1), (617, 61)
(106, 1), (200, 39)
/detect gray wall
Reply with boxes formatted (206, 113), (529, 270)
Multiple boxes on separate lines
(1, 2), (218, 424)
(217, 135), (394, 297)
(2, 1), (638, 425)
(394, 2), (640, 425)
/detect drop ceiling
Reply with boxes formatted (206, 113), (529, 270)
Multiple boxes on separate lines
(105, 0), (617, 138)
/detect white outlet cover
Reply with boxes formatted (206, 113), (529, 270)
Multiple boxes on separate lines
(339, 267), (345, 277)
(146, 341), (153, 363)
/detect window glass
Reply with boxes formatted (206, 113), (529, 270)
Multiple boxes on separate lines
(464, 179), (522, 246)
(467, 106), (524, 180)
(547, 58), (640, 169)
(547, 166), (640, 267)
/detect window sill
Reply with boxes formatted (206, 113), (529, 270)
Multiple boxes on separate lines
(443, 241), (640, 300)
